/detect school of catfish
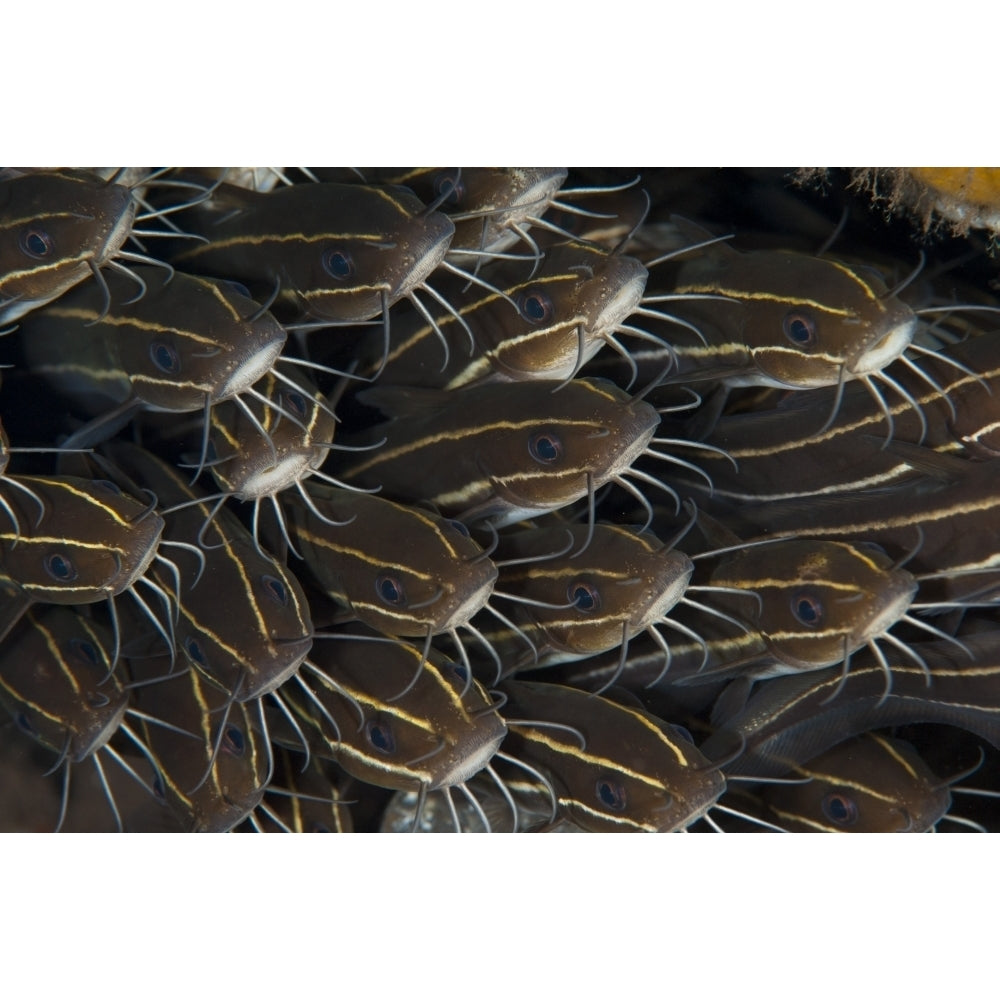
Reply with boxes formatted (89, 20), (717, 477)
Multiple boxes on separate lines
(1, 165), (999, 833)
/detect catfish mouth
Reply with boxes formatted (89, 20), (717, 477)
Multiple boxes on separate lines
(196, 788), (266, 832)
(847, 314), (917, 376)
(505, 170), (569, 217)
(851, 575), (919, 647)
(74, 697), (129, 761)
(246, 636), (313, 699)
(94, 186), (139, 264)
(394, 214), (456, 301)
(635, 563), (695, 631)
(592, 261), (648, 333)
(217, 338), (284, 401)
(434, 723), (507, 789)
(239, 451), (314, 499)
(438, 573), (498, 631)
(597, 404), (660, 484)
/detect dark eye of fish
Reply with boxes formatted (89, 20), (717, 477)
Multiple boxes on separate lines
(184, 635), (208, 667)
(528, 431), (563, 464)
(19, 227), (54, 259)
(14, 712), (37, 736)
(596, 776), (628, 812)
(44, 553), (77, 582)
(791, 591), (823, 627)
(451, 661), (469, 682)
(365, 718), (396, 755)
(152, 772), (167, 802)
(375, 573), (406, 606)
(782, 310), (817, 348)
(322, 249), (355, 280)
(432, 170), (464, 206)
(282, 391), (308, 420)
(260, 574), (288, 606)
(92, 479), (122, 495)
(150, 340), (181, 374)
(517, 289), (554, 324)
(569, 580), (601, 613)
(222, 725), (246, 756)
(448, 519), (470, 537)
(822, 792), (859, 826)
(69, 638), (100, 667)
(221, 278), (253, 299)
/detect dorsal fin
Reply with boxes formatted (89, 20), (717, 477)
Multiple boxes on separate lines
(668, 215), (739, 259)
(865, 437), (971, 484)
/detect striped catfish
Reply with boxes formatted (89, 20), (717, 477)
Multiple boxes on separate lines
(0, 169), (138, 324)
(276, 631), (508, 831)
(165, 180), (457, 325)
(339, 376), (662, 527)
(633, 219), (919, 397)
(103, 441), (314, 702)
(0, 473), (169, 652)
(499, 679), (726, 832)
(752, 733), (952, 833)
(19, 267), (288, 450)
(352, 237), (648, 388)
(701, 632), (1000, 779)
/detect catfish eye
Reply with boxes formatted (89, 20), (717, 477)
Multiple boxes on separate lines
(152, 772), (167, 801)
(69, 638), (101, 667)
(517, 289), (554, 324)
(451, 661), (469, 682)
(14, 711), (37, 736)
(221, 279), (253, 299)
(529, 431), (562, 464)
(322, 249), (355, 280)
(596, 776), (627, 812)
(568, 580), (601, 613)
(365, 718), (396, 754)
(44, 553), (77, 582)
(92, 479), (122, 495)
(19, 228), (53, 259)
(183, 635), (208, 667)
(447, 519), (470, 537)
(791, 591), (823, 627)
(282, 391), (308, 419)
(150, 340), (180, 374)
(260, 574), (288, 606)
(222, 725), (246, 756)
(822, 792), (858, 826)
(782, 311), (817, 348)
(433, 170), (464, 206)
(375, 574), (406, 606)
